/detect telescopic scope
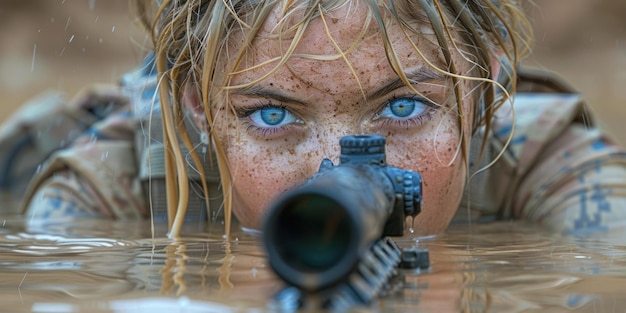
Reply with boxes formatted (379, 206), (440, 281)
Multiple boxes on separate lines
(262, 135), (422, 292)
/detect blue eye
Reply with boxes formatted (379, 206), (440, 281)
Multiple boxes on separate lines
(389, 98), (415, 117)
(248, 106), (300, 128)
(259, 107), (286, 125)
(378, 96), (429, 120)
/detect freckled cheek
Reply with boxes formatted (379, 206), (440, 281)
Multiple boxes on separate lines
(385, 126), (465, 234)
(416, 159), (465, 233)
(226, 149), (286, 227)
(224, 141), (317, 229)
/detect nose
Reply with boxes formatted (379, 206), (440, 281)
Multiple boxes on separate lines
(314, 123), (361, 167)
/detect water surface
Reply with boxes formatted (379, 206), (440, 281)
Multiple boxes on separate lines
(1, 214), (625, 312)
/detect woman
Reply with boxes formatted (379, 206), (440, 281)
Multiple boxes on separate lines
(18, 0), (626, 237)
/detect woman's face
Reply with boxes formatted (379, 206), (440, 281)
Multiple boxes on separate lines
(211, 3), (473, 235)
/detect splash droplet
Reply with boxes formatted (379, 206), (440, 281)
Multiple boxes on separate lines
(405, 215), (416, 235)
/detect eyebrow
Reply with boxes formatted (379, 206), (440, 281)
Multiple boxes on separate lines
(366, 67), (445, 100)
(232, 84), (307, 106)
(232, 67), (444, 103)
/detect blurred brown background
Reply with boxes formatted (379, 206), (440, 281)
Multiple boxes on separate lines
(1, 0), (625, 144)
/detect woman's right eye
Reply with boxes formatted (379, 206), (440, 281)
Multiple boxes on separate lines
(239, 104), (304, 137)
(249, 107), (295, 126)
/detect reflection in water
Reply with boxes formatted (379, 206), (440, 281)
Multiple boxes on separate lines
(1, 214), (625, 312)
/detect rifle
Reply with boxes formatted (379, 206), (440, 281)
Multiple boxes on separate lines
(262, 135), (430, 311)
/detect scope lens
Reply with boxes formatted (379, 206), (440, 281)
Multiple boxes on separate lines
(274, 194), (353, 272)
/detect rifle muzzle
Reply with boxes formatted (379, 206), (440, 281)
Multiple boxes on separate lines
(263, 164), (392, 291)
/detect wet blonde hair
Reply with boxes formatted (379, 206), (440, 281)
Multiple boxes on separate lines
(131, 0), (532, 237)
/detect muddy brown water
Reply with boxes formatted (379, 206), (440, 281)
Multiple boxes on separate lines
(1, 214), (625, 312)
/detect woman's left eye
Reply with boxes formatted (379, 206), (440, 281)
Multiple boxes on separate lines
(376, 96), (432, 121)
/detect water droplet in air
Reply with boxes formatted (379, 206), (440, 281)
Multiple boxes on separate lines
(111, 26), (116, 32)
(31, 44), (37, 73)
(69, 35), (75, 43)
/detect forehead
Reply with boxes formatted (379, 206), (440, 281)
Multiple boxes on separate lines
(222, 0), (444, 91)
(258, 1), (376, 51)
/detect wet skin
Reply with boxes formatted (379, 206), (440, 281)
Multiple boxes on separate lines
(202, 2), (478, 235)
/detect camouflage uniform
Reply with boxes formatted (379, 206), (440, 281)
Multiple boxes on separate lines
(3, 61), (625, 234)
